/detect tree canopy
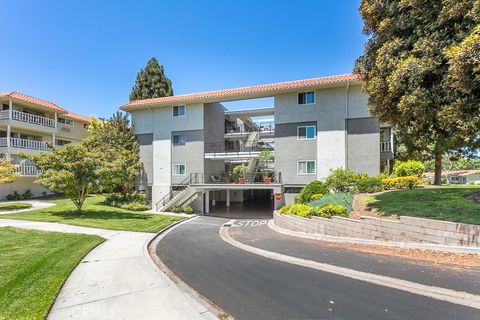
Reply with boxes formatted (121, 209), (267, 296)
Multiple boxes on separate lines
(0, 161), (19, 185)
(85, 111), (140, 194)
(354, 0), (480, 184)
(129, 57), (173, 101)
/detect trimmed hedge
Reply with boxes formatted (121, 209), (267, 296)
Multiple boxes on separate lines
(310, 204), (349, 219)
(393, 160), (425, 177)
(353, 175), (382, 193)
(381, 176), (421, 189)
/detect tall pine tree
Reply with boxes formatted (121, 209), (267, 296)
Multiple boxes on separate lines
(354, 0), (480, 185)
(129, 57), (173, 101)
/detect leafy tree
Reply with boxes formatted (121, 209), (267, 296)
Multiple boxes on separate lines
(0, 161), (19, 184)
(33, 144), (102, 214)
(354, 0), (480, 185)
(85, 112), (140, 194)
(129, 57), (173, 101)
(393, 160), (425, 177)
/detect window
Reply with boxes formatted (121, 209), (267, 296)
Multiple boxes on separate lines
(298, 91), (315, 105)
(56, 139), (71, 146)
(172, 134), (186, 146)
(298, 125), (316, 140)
(172, 105), (186, 117)
(297, 161), (316, 175)
(58, 117), (74, 126)
(173, 164), (186, 176)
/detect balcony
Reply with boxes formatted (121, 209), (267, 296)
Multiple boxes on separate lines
(0, 110), (56, 128)
(0, 137), (51, 151)
(225, 121), (275, 138)
(15, 165), (42, 176)
(380, 141), (392, 153)
(205, 141), (274, 159)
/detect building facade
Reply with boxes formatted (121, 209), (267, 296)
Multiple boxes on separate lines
(0, 91), (90, 199)
(121, 74), (394, 213)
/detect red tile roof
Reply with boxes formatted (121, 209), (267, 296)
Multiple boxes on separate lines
(0, 91), (67, 112)
(121, 74), (359, 110)
(63, 111), (91, 123)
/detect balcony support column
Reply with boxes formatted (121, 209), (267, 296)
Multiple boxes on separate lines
(390, 128), (394, 153)
(52, 133), (56, 145)
(8, 100), (12, 119)
(6, 124), (10, 160)
(226, 189), (230, 207)
(205, 191), (210, 214)
(54, 112), (58, 129)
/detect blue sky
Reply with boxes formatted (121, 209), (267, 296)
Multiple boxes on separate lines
(1, 0), (365, 118)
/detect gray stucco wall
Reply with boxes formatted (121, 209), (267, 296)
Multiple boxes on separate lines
(204, 103), (227, 176)
(171, 129), (204, 184)
(136, 133), (153, 190)
(346, 117), (380, 175)
(275, 121), (317, 185)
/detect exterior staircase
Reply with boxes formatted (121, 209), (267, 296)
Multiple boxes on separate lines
(156, 186), (198, 212)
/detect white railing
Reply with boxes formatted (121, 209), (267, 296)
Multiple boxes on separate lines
(380, 141), (391, 152)
(10, 138), (51, 151)
(15, 165), (41, 176)
(0, 110), (9, 120)
(7, 110), (56, 128)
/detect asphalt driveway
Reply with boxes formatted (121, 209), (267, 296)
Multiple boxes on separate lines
(156, 216), (480, 320)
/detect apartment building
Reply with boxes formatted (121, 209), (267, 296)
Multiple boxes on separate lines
(121, 74), (394, 214)
(0, 91), (90, 199)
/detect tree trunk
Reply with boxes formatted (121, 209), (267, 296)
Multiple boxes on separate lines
(434, 147), (442, 185)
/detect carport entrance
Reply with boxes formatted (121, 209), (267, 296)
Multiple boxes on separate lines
(204, 189), (274, 219)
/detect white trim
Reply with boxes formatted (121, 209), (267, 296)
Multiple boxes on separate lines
(297, 91), (316, 106)
(172, 105), (186, 118)
(172, 164), (186, 176)
(297, 160), (316, 175)
(297, 125), (316, 140)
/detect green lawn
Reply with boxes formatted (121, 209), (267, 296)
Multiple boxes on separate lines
(0, 195), (183, 232)
(0, 203), (32, 211)
(369, 186), (480, 225)
(0, 227), (103, 320)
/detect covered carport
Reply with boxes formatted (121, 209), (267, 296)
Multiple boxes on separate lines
(192, 183), (283, 219)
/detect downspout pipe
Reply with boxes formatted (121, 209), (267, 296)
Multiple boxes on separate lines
(345, 82), (350, 170)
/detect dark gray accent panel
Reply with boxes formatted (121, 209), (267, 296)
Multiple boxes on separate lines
(136, 133), (153, 146)
(347, 118), (379, 135)
(171, 130), (204, 143)
(275, 121), (317, 138)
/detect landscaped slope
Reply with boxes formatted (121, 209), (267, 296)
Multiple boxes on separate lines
(368, 186), (480, 225)
(0, 195), (183, 232)
(0, 227), (103, 320)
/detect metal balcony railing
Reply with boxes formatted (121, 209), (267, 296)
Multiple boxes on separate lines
(0, 110), (55, 128)
(205, 141), (274, 157)
(188, 172), (282, 185)
(15, 165), (42, 176)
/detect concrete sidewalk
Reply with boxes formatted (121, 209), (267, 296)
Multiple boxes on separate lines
(0, 219), (217, 320)
(0, 199), (55, 214)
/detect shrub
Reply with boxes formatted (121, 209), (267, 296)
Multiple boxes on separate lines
(325, 168), (357, 192)
(381, 176), (421, 189)
(22, 189), (33, 199)
(309, 193), (324, 201)
(295, 180), (328, 204)
(393, 160), (425, 177)
(182, 206), (194, 214)
(311, 204), (349, 219)
(120, 202), (150, 211)
(278, 204), (293, 214)
(288, 204), (312, 217)
(6, 191), (21, 201)
(353, 175), (382, 193)
(171, 205), (183, 213)
(309, 192), (353, 212)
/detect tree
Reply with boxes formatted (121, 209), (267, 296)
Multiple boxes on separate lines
(85, 112), (140, 194)
(354, 0), (480, 185)
(0, 161), (19, 184)
(129, 57), (173, 101)
(33, 144), (102, 214)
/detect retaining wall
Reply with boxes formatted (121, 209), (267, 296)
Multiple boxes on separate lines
(273, 212), (480, 247)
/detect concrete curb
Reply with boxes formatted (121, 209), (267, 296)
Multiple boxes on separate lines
(268, 219), (480, 254)
(148, 216), (230, 320)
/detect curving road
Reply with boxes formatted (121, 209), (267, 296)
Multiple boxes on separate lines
(156, 216), (480, 320)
